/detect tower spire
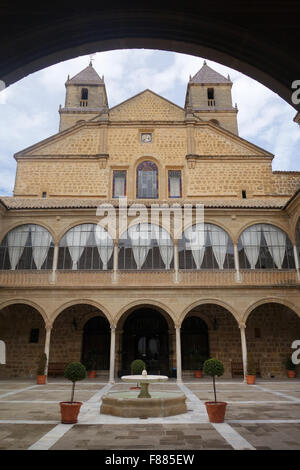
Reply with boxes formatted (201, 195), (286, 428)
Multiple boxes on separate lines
(184, 62), (238, 135)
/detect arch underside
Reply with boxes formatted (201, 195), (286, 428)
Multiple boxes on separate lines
(1, 4), (299, 113)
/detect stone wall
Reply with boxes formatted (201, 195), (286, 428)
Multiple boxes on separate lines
(14, 159), (108, 197)
(246, 303), (300, 378)
(187, 159), (274, 197)
(0, 305), (45, 378)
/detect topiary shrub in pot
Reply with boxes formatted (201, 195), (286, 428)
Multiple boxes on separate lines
(60, 362), (86, 424)
(203, 358), (226, 423)
(285, 356), (297, 378)
(85, 350), (98, 378)
(246, 354), (256, 384)
(130, 359), (146, 390)
(36, 353), (47, 385)
(192, 352), (208, 378)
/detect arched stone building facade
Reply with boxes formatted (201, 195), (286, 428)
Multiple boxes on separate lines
(1, 62), (300, 380)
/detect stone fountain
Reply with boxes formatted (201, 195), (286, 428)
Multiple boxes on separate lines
(100, 369), (187, 418)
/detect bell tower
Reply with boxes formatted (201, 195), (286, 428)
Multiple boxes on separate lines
(59, 62), (109, 131)
(185, 61), (239, 135)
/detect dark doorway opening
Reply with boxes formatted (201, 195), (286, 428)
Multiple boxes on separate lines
(121, 308), (169, 376)
(81, 316), (110, 370)
(181, 316), (209, 369)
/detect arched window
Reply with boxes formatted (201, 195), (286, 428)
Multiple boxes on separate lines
(0, 224), (54, 270)
(238, 224), (294, 269)
(58, 224), (113, 270)
(136, 161), (158, 199)
(81, 88), (88, 100)
(118, 223), (173, 270)
(178, 223), (234, 270)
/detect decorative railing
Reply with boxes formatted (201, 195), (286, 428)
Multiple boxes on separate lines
(207, 99), (216, 107)
(0, 269), (298, 288)
(79, 99), (88, 107)
(239, 269), (297, 285)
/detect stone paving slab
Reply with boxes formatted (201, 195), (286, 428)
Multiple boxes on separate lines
(50, 424), (232, 450)
(280, 391), (300, 399)
(0, 391), (97, 402)
(0, 383), (35, 390)
(230, 423), (300, 450)
(0, 424), (56, 450)
(225, 403), (300, 420)
(0, 379), (300, 450)
(193, 391), (291, 402)
(0, 402), (61, 420)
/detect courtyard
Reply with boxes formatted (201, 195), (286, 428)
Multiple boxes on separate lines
(0, 377), (300, 450)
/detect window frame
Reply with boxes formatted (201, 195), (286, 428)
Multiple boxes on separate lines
(136, 161), (159, 199)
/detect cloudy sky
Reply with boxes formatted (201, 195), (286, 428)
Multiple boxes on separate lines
(0, 49), (299, 196)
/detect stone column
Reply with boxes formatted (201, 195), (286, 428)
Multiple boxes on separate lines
(50, 244), (59, 284)
(109, 325), (116, 383)
(175, 325), (182, 383)
(293, 245), (300, 281)
(112, 241), (119, 283)
(173, 240), (179, 283)
(239, 323), (247, 382)
(44, 324), (52, 381)
(234, 244), (242, 282)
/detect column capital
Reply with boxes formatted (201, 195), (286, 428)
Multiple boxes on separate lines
(110, 324), (116, 331)
(175, 324), (181, 330)
(45, 323), (53, 330)
(239, 323), (246, 329)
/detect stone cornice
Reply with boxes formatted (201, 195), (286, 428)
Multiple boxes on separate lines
(14, 153), (109, 168)
(185, 153), (272, 168)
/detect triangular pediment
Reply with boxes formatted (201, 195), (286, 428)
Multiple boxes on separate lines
(194, 123), (273, 157)
(109, 89), (185, 122)
(14, 122), (100, 157)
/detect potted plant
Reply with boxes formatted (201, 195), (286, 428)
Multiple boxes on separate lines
(60, 362), (86, 424)
(285, 356), (297, 378)
(246, 355), (256, 384)
(36, 353), (47, 385)
(85, 350), (98, 378)
(203, 358), (227, 423)
(191, 352), (207, 378)
(130, 359), (146, 390)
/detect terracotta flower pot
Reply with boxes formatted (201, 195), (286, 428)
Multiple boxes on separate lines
(195, 370), (203, 378)
(88, 370), (96, 378)
(36, 375), (46, 385)
(60, 402), (82, 424)
(205, 401), (227, 423)
(246, 374), (256, 385)
(287, 370), (296, 378)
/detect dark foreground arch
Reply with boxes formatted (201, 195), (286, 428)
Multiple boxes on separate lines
(1, 1), (300, 113)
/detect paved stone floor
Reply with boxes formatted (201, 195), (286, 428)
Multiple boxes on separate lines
(0, 377), (300, 450)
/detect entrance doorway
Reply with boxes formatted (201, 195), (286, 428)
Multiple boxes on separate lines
(121, 308), (169, 376)
(81, 316), (110, 370)
(181, 316), (209, 370)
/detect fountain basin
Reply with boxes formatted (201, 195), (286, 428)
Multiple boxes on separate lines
(100, 391), (187, 418)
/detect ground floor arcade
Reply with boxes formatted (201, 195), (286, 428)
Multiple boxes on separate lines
(0, 288), (299, 380)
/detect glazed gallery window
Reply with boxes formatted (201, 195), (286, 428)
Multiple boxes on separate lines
(238, 224), (294, 269)
(136, 161), (158, 199)
(168, 170), (182, 198)
(0, 224), (54, 270)
(57, 224), (113, 270)
(178, 223), (234, 270)
(118, 223), (174, 270)
(113, 170), (126, 198)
